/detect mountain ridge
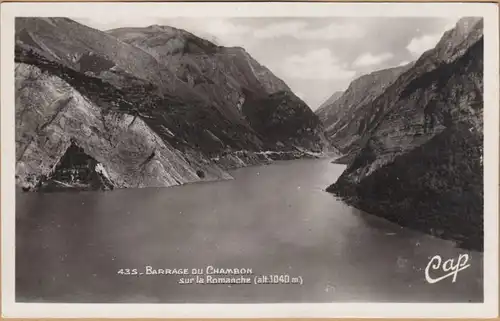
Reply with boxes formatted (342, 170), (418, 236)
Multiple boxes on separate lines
(15, 17), (327, 191)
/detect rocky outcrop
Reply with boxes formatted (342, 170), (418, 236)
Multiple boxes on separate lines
(36, 142), (115, 192)
(15, 60), (231, 191)
(328, 18), (484, 250)
(15, 18), (326, 191)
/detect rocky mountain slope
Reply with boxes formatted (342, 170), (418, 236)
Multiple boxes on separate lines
(107, 25), (327, 152)
(15, 18), (327, 191)
(15, 54), (231, 191)
(316, 64), (412, 163)
(327, 17), (484, 250)
(316, 91), (343, 114)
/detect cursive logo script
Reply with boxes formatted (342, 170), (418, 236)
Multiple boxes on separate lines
(425, 254), (471, 284)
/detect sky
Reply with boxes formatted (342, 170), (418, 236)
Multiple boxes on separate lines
(75, 16), (460, 110)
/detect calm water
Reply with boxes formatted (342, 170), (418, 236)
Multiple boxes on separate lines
(16, 158), (483, 303)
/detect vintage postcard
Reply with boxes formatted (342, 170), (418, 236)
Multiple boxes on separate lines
(1, 1), (499, 318)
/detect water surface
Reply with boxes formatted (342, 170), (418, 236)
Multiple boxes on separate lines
(16, 158), (483, 303)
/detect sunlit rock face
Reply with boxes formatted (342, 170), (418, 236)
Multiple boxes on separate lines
(15, 18), (327, 191)
(328, 18), (484, 251)
(15, 62), (231, 191)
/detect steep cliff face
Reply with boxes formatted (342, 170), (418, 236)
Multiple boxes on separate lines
(316, 65), (412, 162)
(15, 18), (326, 191)
(328, 18), (484, 250)
(15, 60), (231, 191)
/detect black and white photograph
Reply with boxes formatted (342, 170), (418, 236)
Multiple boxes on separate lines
(1, 1), (499, 318)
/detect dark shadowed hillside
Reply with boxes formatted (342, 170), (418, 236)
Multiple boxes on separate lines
(327, 17), (484, 250)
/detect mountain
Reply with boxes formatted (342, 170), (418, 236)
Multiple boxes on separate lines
(316, 91), (343, 113)
(327, 17), (484, 250)
(15, 18), (201, 104)
(107, 25), (327, 152)
(316, 64), (412, 163)
(15, 18), (327, 191)
(15, 53), (232, 191)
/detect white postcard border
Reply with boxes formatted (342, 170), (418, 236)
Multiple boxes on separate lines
(1, 1), (498, 318)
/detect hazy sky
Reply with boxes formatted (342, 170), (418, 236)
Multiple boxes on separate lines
(75, 16), (460, 110)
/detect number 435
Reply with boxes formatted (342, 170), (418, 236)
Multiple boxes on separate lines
(117, 268), (138, 275)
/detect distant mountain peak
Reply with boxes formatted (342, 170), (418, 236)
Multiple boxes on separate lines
(146, 24), (188, 34)
(316, 91), (344, 112)
(424, 16), (483, 65)
(456, 16), (483, 32)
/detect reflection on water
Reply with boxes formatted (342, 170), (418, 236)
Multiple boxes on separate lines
(16, 158), (483, 303)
